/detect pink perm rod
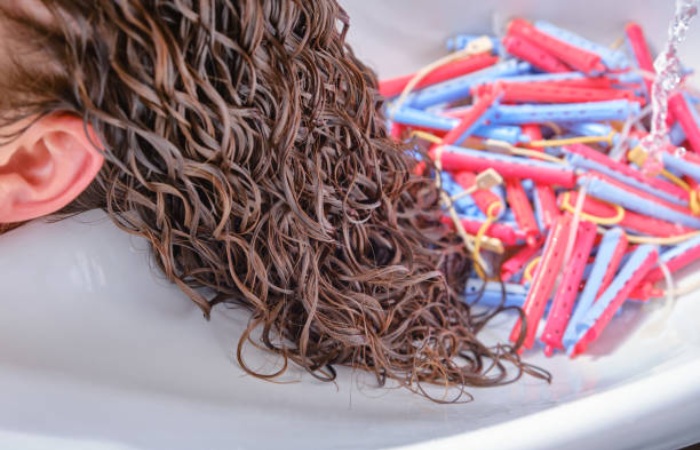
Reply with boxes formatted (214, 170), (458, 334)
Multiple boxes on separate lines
(505, 178), (540, 246)
(510, 213), (573, 351)
(434, 146), (578, 188)
(540, 220), (598, 356)
(500, 243), (543, 282)
(569, 244), (659, 357)
(522, 124), (560, 230)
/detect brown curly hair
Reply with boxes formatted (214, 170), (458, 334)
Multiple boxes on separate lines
(0, 0), (547, 400)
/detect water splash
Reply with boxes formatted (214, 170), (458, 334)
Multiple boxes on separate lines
(641, 0), (699, 174)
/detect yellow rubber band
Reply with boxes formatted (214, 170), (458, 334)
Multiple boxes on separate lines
(660, 169), (691, 191)
(560, 192), (625, 226)
(625, 231), (700, 245)
(523, 256), (542, 283)
(509, 147), (567, 164)
(390, 36), (493, 119)
(472, 201), (502, 280)
(690, 189), (700, 216)
(629, 146), (699, 213)
(528, 132), (615, 148)
(410, 130), (443, 145)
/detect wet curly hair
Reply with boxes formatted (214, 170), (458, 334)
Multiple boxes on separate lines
(0, 0), (547, 400)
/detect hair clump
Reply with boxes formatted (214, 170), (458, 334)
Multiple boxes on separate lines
(0, 0), (548, 400)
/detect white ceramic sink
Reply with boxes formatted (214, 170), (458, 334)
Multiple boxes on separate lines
(1, 1), (700, 449)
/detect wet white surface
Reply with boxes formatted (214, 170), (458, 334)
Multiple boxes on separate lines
(0, 212), (698, 450)
(1, 1), (700, 449)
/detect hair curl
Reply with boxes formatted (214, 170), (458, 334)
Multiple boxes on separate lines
(0, 0), (548, 400)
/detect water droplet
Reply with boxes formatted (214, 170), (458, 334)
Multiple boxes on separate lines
(642, 0), (699, 168)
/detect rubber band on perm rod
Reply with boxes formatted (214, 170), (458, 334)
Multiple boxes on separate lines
(523, 255), (542, 283)
(560, 191), (625, 226)
(473, 201), (503, 275)
(390, 36), (494, 120)
(528, 132), (616, 148)
(410, 129), (497, 277)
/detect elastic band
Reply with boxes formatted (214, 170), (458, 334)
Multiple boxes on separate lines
(560, 191), (625, 225)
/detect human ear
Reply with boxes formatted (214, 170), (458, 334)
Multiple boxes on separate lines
(0, 114), (104, 222)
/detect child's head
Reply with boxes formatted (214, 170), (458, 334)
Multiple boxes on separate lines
(0, 0), (543, 398)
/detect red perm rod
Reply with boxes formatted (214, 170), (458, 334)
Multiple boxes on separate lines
(628, 282), (664, 302)
(457, 218), (526, 246)
(646, 237), (700, 284)
(505, 178), (540, 246)
(624, 22), (655, 97)
(507, 19), (606, 75)
(515, 77), (615, 90)
(436, 87), (500, 147)
(500, 243), (542, 282)
(571, 245), (659, 357)
(564, 191), (694, 237)
(390, 123), (404, 140)
(379, 53), (499, 98)
(540, 220), (598, 356)
(453, 171), (504, 217)
(522, 124), (560, 230)
(668, 93), (700, 153)
(510, 213), (573, 350)
(567, 143), (689, 203)
(502, 35), (570, 73)
(494, 81), (644, 104)
(472, 78), (616, 94)
(594, 232), (629, 300)
(436, 146), (578, 188)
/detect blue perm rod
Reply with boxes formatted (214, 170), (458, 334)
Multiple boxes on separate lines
(406, 60), (531, 110)
(490, 100), (641, 125)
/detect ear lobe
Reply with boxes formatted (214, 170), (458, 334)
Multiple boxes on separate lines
(0, 114), (104, 222)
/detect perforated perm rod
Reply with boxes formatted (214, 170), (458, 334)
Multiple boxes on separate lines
(522, 124), (560, 231)
(489, 100), (641, 125)
(566, 143), (689, 203)
(390, 106), (525, 144)
(580, 173), (700, 229)
(569, 244), (659, 357)
(453, 171), (505, 219)
(440, 172), (479, 216)
(669, 92), (700, 153)
(503, 34), (570, 73)
(661, 148), (700, 182)
(645, 234), (700, 284)
(541, 220), (598, 356)
(380, 53), (499, 98)
(534, 20), (629, 71)
(390, 107), (457, 131)
(505, 178), (540, 246)
(507, 18), (607, 75)
(510, 213), (573, 351)
(436, 86), (501, 147)
(625, 22), (655, 98)
(501, 243), (542, 282)
(565, 146), (689, 206)
(457, 218), (525, 246)
(487, 81), (643, 104)
(490, 71), (612, 88)
(563, 191), (694, 237)
(464, 279), (528, 308)
(562, 227), (628, 352)
(406, 59), (531, 110)
(434, 145), (578, 188)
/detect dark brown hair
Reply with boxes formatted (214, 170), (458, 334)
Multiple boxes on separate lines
(0, 0), (547, 400)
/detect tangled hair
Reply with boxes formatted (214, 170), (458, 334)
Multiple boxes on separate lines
(0, 0), (548, 400)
